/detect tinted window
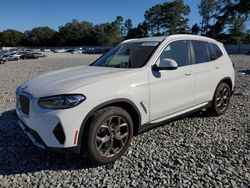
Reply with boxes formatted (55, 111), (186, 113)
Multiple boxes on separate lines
(160, 40), (190, 67)
(191, 40), (211, 64)
(207, 43), (217, 61)
(91, 42), (159, 68)
(210, 43), (223, 59)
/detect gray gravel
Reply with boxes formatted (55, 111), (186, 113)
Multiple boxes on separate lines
(0, 53), (249, 187)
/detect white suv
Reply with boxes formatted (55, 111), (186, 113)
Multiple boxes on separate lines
(16, 35), (235, 164)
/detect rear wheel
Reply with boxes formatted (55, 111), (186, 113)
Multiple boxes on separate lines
(87, 107), (133, 165)
(209, 82), (231, 116)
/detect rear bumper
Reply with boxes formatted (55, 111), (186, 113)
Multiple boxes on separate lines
(17, 118), (80, 154)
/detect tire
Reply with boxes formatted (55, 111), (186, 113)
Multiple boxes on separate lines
(209, 82), (231, 116)
(86, 107), (133, 165)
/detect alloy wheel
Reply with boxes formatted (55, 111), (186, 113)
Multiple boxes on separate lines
(216, 86), (230, 111)
(95, 116), (129, 157)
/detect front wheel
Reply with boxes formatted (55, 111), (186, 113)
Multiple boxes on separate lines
(87, 107), (133, 165)
(209, 82), (231, 116)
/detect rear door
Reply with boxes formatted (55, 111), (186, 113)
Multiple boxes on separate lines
(191, 40), (223, 105)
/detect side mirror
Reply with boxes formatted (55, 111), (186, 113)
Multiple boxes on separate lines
(152, 58), (178, 71)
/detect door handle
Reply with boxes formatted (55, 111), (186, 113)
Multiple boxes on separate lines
(215, 66), (221, 69)
(185, 72), (192, 76)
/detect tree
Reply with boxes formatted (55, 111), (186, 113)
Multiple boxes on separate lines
(227, 0), (250, 36)
(24, 27), (56, 46)
(229, 16), (246, 36)
(126, 22), (149, 39)
(78, 21), (95, 45)
(114, 16), (124, 37)
(59, 19), (86, 46)
(0, 29), (24, 46)
(92, 21), (122, 46)
(144, 4), (163, 35)
(199, 0), (217, 35)
(144, 0), (190, 35)
(162, 0), (190, 34)
(201, 0), (250, 38)
(0, 32), (3, 46)
(124, 19), (133, 35)
(137, 22), (149, 37)
(191, 24), (200, 34)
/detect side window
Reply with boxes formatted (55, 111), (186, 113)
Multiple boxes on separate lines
(191, 40), (211, 64)
(160, 40), (190, 67)
(207, 42), (216, 61)
(210, 43), (223, 59)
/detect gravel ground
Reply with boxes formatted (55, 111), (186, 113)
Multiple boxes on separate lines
(0, 53), (249, 187)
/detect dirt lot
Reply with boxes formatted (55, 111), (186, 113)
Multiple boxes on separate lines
(0, 53), (249, 187)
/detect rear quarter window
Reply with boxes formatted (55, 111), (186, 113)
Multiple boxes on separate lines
(210, 43), (223, 59)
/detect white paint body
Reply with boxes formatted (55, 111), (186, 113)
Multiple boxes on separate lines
(16, 35), (235, 149)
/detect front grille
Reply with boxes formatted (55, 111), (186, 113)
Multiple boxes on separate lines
(19, 95), (30, 115)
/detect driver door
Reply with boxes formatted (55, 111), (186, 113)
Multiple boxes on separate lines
(149, 40), (195, 121)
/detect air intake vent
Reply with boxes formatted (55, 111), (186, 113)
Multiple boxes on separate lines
(53, 123), (65, 145)
(19, 95), (30, 115)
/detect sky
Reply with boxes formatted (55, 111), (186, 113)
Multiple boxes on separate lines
(0, 0), (201, 32)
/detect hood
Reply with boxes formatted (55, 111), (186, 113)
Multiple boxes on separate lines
(18, 65), (129, 98)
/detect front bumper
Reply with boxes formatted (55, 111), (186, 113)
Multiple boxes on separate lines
(15, 93), (90, 152)
(17, 118), (81, 153)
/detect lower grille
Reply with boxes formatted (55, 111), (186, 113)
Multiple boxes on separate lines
(19, 95), (30, 115)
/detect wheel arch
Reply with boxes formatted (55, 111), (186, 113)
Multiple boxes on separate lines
(77, 98), (141, 151)
(212, 77), (233, 102)
(216, 77), (233, 93)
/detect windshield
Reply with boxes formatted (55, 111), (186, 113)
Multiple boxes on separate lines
(91, 41), (159, 68)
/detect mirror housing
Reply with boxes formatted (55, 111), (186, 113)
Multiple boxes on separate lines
(152, 58), (178, 71)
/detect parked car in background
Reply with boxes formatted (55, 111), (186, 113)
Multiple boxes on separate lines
(85, 47), (100, 54)
(65, 49), (74, 53)
(1, 54), (19, 61)
(16, 35), (235, 165)
(52, 49), (67, 53)
(0, 57), (6, 64)
(20, 53), (38, 59)
(40, 48), (51, 52)
(71, 48), (82, 54)
(32, 52), (46, 58)
(84, 47), (110, 54)
(10, 52), (22, 60)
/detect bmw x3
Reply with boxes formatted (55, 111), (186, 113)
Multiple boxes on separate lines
(16, 35), (235, 164)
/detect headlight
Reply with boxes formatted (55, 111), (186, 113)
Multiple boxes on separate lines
(38, 94), (86, 109)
